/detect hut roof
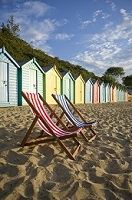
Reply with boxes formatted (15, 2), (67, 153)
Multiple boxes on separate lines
(0, 47), (20, 68)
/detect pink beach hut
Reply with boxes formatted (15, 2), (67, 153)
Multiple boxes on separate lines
(92, 79), (100, 103)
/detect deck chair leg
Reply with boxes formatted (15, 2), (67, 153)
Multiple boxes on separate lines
(88, 127), (97, 142)
(80, 131), (89, 142)
(21, 116), (38, 147)
(57, 138), (80, 160)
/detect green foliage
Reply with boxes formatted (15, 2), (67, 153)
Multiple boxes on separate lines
(1, 16), (20, 37)
(105, 67), (125, 77)
(0, 26), (96, 80)
(101, 74), (116, 85)
(122, 75), (132, 87)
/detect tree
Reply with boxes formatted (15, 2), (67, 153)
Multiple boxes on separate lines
(104, 67), (125, 83)
(1, 16), (20, 37)
(101, 74), (116, 85)
(105, 67), (125, 77)
(122, 75), (132, 87)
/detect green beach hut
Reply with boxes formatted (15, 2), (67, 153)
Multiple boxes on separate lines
(60, 70), (75, 103)
(18, 58), (44, 105)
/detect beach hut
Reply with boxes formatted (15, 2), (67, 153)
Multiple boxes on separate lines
(0, 47), (20, 106)
(93, 80), (100, 103)
(120, 89), (124, 101)
(60, 70), (75, 103)
(85, 78), (93, 103)
(116, 87), (120, 102)
(99, 82), (106, 103)
(118, 88), (122, 101)
(18, 58), (44, 105)
(74, 74), (85, 104)
(42, 65), (62, 104)
(105, 84), (110, 102)
(109, 84), (114, 102)
(125, 90), (128, 101)
(112, 85), (117, 102)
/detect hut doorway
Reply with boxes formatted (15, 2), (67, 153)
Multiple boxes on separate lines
(29, 68), (37, 93)
(0, 62), (9, 103)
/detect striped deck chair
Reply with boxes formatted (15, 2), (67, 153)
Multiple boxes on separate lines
(21, 92), (82, 160)
(52, 94), (97, 142)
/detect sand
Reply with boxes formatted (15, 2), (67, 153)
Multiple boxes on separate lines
(0, 102), (132, 200)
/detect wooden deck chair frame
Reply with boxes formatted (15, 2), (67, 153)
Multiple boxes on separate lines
(52, 94), (97, 142)
(21, 92), (81, 160)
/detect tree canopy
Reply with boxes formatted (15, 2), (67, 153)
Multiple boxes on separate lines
(1, 15), (20, 37)
(122, 75), (132, 87)
(104, 67), (125, 77)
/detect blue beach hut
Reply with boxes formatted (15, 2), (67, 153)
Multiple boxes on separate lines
(85, 78), (93, 103)
(105, 84), (110, 102)
(0, 47), (20, 107)
(100, 82), (106, 103)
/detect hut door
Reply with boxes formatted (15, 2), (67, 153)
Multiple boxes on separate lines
(54, 75), (57, 94)
(65, 79), (70, 99)
(0, 62), (8, 103)
(29, 69), (37, 93)
(80, 81), (83, 102)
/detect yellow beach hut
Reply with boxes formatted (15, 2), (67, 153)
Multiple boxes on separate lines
(112, 85), (117, 102)
(74, 74), (85, 104)
(42, 65), (62, 104)
(125, 90), (128, 101)
(109, 84), (114, 102)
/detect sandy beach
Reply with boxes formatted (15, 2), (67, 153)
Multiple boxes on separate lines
(0, 102), (132, 200)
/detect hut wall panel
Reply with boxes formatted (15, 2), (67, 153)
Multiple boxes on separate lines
(93, 82), (99, 103)
(22, 62), (43, 105)
(85, 81), (92, 103)
(100, 84), (106, 103)
(0, 53), (18, 106)
(9, 63), (18, 105)
(46, 69), (61, 104)
(37, 70), (43, 96)
(75, 78), (84, 104)
(62, 73), (74, 103)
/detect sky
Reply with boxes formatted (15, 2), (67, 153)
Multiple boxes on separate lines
(0, 0), (132, 76)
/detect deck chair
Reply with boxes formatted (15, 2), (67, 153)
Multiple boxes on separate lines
(52, 94), (97, 142)
(21, 92), (82, 160)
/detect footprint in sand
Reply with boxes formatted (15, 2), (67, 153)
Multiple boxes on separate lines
(26, 163), (38, 180)
(0, 163), (19, 177)
(52, 163), (72, 183)
(0, 177), (24, 200)
(6, 150), (28, 165)
(37, 181), (54, 200)
(106, 159), (123, 174)
(37, 145), (54, 167)
(24, 180), (34, 198)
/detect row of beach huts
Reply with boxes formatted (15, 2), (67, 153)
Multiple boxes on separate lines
(0, 47), (128, 107)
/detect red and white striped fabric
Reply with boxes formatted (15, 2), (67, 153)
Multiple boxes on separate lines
(24, 92), (81, 137)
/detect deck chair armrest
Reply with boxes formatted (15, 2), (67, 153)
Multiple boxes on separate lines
(64, 95), (86, 123)
(38, 93), (68, 129)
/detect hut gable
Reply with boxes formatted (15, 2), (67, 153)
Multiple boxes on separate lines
(0, 47), (20, 68)
(42, 65), (62, 104)
(85, 78), (93, 103)
(19, 58), (44, 105)
(59, 70), (75, 103)
(74, 74), (85, 104)
(0, 47), (20, 106)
